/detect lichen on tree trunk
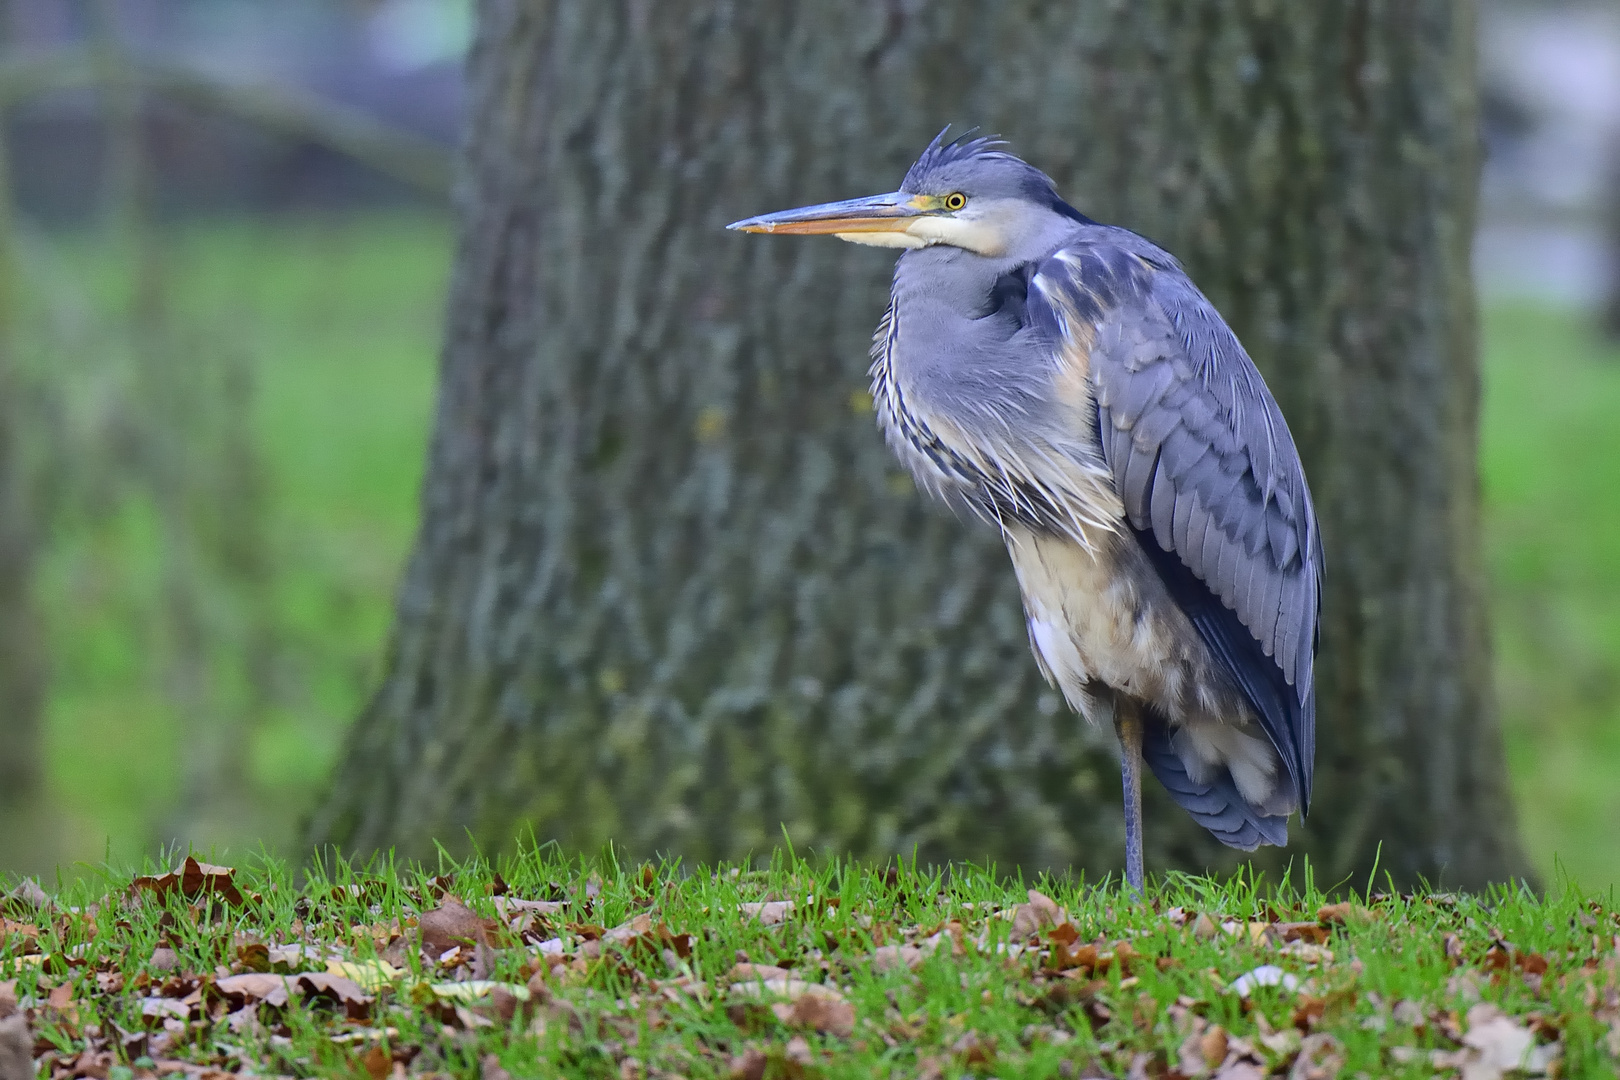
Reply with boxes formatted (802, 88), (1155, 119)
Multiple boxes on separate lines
(309, 0), (1530, 889)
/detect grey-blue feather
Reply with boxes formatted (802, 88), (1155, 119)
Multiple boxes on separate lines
(1032, 231), (1323, 810)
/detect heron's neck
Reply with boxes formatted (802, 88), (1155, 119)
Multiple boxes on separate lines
(886, 247), (1028, 381)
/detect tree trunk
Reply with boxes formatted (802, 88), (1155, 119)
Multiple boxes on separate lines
(0, 81), (42, 814)
(310, 0), (1530, 889)
(0, 395), (42, 808)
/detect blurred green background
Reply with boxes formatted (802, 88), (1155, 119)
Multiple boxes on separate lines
(15, 215), (450, 866)
(1, 0), (1618, 890)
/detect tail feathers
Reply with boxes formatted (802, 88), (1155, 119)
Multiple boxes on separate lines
(1141, 713), (1289, 852)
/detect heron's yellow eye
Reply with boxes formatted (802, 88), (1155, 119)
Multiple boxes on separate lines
(944, 192), (967, 211)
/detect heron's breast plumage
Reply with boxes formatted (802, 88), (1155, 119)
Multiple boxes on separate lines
(868, 284), (1120, 547)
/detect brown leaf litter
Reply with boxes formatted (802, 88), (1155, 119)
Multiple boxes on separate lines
(6, 862), (1620, 1080)
(0, 984), (31, 1080)
(418, 895), (504, 958)
(724, 963), (854, 1037)
(129, 857), (245, 908)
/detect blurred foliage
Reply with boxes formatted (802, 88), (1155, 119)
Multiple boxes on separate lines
(0, 217), (1615, 891)
(1481, 303), (1620, 892)
(5, 213), (446, 872)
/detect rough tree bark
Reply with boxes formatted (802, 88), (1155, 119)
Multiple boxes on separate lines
(310, 0), (1530, 889)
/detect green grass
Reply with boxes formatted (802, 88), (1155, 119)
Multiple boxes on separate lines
(1, 852), (1616, 1078)
(10, 216), (1620, 892)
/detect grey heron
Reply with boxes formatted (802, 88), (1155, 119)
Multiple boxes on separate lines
(729, 131), (1323, 893)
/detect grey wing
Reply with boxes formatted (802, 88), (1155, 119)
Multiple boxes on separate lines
(1040, 245), (1323, 808)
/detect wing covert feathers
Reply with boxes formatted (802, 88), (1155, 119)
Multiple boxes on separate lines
(1030, 235), (1323, 812)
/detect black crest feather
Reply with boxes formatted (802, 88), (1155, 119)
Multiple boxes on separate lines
(902, 127), (1015, 190)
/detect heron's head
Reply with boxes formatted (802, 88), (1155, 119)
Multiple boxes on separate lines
(728, 129), (1087, 257)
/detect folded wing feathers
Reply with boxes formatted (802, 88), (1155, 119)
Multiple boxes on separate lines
(1150, 465), (1177, 550)
(1120, 443), (1160, 528)
(1254, 557), (1284, 658)
(1026, 243), (1319, 710)
(1179, 499), (1211, 578)
(1037, 240), (1320, 800)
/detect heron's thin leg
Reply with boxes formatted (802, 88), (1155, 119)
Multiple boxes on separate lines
(1116, 701), (1145, 896)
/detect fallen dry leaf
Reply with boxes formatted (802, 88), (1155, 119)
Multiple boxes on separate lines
(727, 962), (852, 1039)
(329, 959), (403, 991)
(216, 973), (295, 1009)
(1277, 922), (1330, 945)
(738, 901), (794, 925)
(951, 1029), (995, 1067)
(1176, 1022), (1228, 1077)
(236, 941), (271, 972)
(1458, 1003), (1546, 1078)
(0, 1011), (30, 1080)
(215, 971), (373, 1019)
(296, 972), (375, 1019)
(1212, 1052), (1267, 1080)
(0, 922), (35, 959)
(267, 943), (329, 970)
(428, 981), (532, 1004)
(1315, 902), (1354, 924)
(728, 1046), (767, 1080)
(771, 989), (855, 1037)
(1386, 1002), (1558, 1079)
(1290, 1032), (1344, 1080)
(130, 856), (245, 907)
(1010, 889), (1063, 939)
(419, 896), (503, 956)
(0, 880), (48, 914)
(1291, 994), (1332, 1033)
(1276, 941), (1333, 965)
(604, 913), (653, 944)
(1258, 1024), (1301, 1059)
(594, 914), (693, 966)
(871, 942), (935, 972)
(494, 897), (566, 917)
(1046, 939), (1101, 974)
(140, 996), (192, 1020)
(660, 926), (695, 959)
(728, 977), (827, 1001)
(1175, 1028), (1207, 1076)
(728, 962), (795, 983)
(783, 1034), (815, 1062)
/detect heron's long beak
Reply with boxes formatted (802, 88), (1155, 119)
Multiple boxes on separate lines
(727, 192), (926, 236)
